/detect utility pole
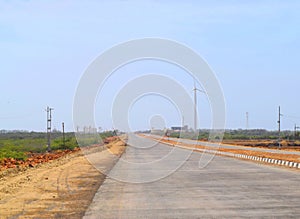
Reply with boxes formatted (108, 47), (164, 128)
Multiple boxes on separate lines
(246, 112), (249, 130)
(278, 106), (282, 149)
(193, 80), (205, 132)
(46, 106), (54, 152)
(62, 122), (65, 147)
(294, 124), (300, 139)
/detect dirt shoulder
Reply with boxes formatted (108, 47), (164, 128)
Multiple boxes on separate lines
(145, 135), (300, 164)
(0, 140), (126, 219)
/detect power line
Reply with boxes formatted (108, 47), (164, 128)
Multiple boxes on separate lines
(282, 114), (300, 121)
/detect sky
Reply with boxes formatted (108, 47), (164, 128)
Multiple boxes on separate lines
(0, 0), (300, 132)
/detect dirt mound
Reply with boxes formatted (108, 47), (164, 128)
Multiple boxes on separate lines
(103, 136), (119, 144)
(0, 136), (120, 171)
(0, 148), (80, 170)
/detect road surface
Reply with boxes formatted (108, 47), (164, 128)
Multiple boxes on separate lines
(84, 136), (300, 218)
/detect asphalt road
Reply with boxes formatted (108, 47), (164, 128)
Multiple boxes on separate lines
(84, 136), (300, 218)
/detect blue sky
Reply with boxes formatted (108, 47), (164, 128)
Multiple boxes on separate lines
(0, 0), (300, 131)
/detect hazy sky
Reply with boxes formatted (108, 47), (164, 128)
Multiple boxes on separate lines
(1, 0), (300, 131)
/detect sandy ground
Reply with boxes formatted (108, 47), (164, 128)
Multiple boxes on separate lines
(0, 140), (126, 219)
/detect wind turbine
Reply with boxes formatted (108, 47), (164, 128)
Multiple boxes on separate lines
(193, 80), (206, 132)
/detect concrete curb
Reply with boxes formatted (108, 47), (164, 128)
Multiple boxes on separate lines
(157, 140), (300, 170)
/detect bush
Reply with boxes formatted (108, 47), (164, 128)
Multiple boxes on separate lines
(0, 149), (27, 161)
(51, 137), (78, 150)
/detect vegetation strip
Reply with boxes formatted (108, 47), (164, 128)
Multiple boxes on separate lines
(0, 131), (118, 171)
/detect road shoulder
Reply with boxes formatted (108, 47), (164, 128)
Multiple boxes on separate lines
(0, 140), (126, 218)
